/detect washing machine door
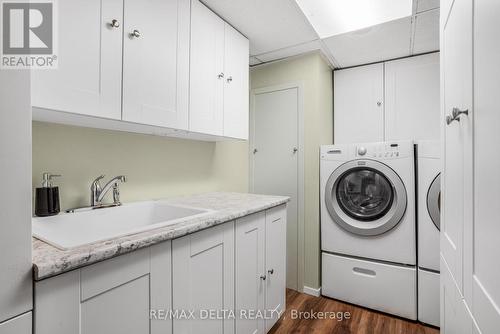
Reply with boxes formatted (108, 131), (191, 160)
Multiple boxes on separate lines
(427, 173), (441, 230)
(325, 160), (407, 236)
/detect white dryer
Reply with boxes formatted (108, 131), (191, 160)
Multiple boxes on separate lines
(321, 141), (417, 320)
(416, 140), (441, 327)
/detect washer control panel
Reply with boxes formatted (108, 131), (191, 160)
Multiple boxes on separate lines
(356, 142), (407, 158)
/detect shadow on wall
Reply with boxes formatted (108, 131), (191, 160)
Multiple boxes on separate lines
(32, 121), (249, 210)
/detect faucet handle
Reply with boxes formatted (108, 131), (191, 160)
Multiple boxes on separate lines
(91, 175), (105, 187)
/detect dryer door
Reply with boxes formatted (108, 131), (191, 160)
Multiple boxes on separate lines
(427, 173), (441, 230)
(325, 160), (407, 236)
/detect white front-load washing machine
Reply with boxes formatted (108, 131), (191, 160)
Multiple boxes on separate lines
(320, 141), (417, 320)
(416, 140), (441, 327)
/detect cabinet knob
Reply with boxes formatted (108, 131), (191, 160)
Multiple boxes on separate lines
(377, 101), (382, 107)
(293, 147), (298, 154)
(130, 29), (141, 38)
(109, 19), (120, 28)
(260, 274), (267, 281)
(226, 76), (233, 83)
(253, 148), (258, 154)
(218, 72), (224, 79)
(452, 107), (469, 119)
(268, 269), (274, 275)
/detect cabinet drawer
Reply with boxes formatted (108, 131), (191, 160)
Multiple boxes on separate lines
(322, 253), (417, 319)
(81, 247), (150, 301)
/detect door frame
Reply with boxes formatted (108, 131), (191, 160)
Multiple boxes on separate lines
(249, 82), (305, 292)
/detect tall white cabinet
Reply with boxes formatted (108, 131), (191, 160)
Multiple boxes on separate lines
(334, 53), (440, 144)
(0, 67), (32, 333)
(441, 0), (500, 332)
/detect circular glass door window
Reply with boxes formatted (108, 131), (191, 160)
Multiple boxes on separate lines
(427, 173), (441, 230)
(324, 160), (407, 236)
(336, 168), (394, 221)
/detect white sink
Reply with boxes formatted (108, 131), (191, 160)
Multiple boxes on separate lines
(32, 201), (215, 250)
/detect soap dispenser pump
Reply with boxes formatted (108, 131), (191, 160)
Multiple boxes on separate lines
(35, 173), (61, 217)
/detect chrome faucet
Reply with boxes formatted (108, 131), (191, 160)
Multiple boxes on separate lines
(90, 175), (127, 207)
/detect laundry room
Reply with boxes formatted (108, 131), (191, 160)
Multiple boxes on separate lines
(0, 0), (498, 334)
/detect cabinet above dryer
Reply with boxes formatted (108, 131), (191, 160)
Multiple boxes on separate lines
(334, 52), (440, 144)
(32, 0), (249, 141)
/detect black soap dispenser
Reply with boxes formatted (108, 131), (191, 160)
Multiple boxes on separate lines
(35, 173), (61, 217)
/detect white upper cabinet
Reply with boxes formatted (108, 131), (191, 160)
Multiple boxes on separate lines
(122, 0), (190, 129)
(189, 0), (225, 136)
(384, 53), (440, 141)
(190, 0), (249, 139)
(223, 24), (250, 139)
(31, 0), (248, 140)
(334, 63), (384, 144)
(31, 0), (123, 120)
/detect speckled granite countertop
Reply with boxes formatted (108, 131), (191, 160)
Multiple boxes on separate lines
(33, 192), (289, 281)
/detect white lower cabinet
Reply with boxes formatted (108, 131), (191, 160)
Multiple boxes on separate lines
(172, 222), (235, 334)
(34, 244), (172, 334)
(235, 205), (287, 334)
(0, 312), (32, 334)
(34, 206), (286, 334)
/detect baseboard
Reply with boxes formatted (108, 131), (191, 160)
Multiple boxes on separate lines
(303, 286), (321, 297)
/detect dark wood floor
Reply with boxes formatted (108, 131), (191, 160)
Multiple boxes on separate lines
(269, 289), (439, 334)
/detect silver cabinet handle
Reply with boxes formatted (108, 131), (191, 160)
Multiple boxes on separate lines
(268, 269), (274, 275)
(260, 274), (266, 281)
(293, 147), (298, 154)
(130, 29), (141, 38)
(218, 72), (224, 79)
(446, 115), (457, 125)
(109, 19), (120, 28)
(226, 76), (233, 83)
(253, 148), (258, 154)
(452, 107), (469, 119)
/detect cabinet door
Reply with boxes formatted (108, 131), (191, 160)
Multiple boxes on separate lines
(173, 223), (235, 334)
(223, 23), (249, 139)
(0, 312), (31, 334)
(122, 0), (190, 129)
(469, 0), (500, 331)
(440, 256), (473, 334)
(189, 0), (225, 136)
(235, 212), (266, 334)
(384, 53), (440, 141)
(81, 276), (150, 334)
(333, 63), (384, 144)
(31, 0), (123, 119)
(440, 0), (473, 295)
(265, 206), (287, 332)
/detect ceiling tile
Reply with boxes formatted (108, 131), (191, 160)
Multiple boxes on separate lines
(413, 9), (439, 54)
(249, 57), (262, 66)
(201, 0), (318, 56)
(417, 0), (440, 13)
(322, 16), (412, 68)
(254, 40), (322, 63)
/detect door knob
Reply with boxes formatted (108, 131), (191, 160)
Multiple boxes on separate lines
(109, 19), (120, 28)
(130, 29), (141, 38)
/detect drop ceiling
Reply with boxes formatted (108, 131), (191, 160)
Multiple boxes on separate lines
(201, 0), (439, 68)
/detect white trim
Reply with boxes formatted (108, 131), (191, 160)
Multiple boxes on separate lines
(249, 82), (305, 292)
(303, 286), (322, 297)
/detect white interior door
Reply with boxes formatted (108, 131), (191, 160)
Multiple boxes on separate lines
(333, 63), (384, 144)
(440, 0), (473, 294)
(251, 86), (299, 290)
(470, 0), (500, 332)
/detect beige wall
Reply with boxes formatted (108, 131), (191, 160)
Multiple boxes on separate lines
(251, 52), (333, 290)
(32, 122), (249, 210)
